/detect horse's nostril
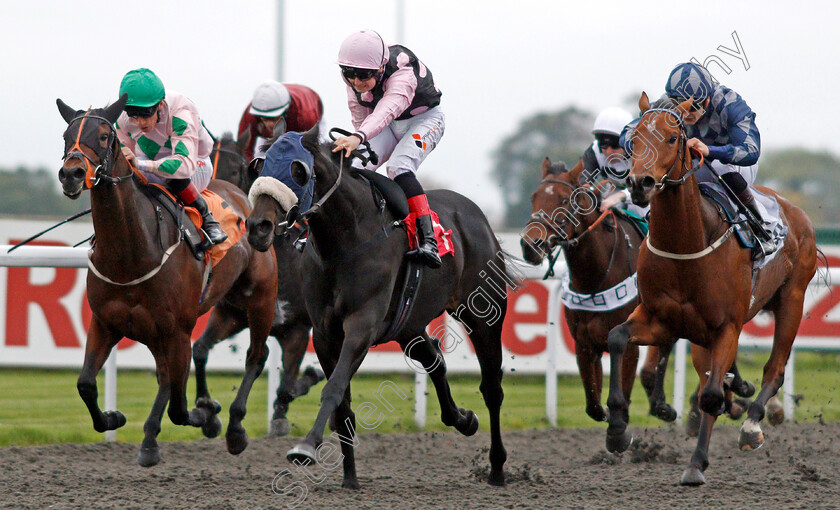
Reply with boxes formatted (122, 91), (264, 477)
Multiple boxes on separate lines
(641, 176), (656, 189)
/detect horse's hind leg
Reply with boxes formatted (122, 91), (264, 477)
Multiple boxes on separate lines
(192, 302), (247, 438)
(77, 319), (126, 434)
(681, 325), (738, 486)
(457, 314), (507, 487)
(225, 298), (273, 455)
(138, 343), (176, 467)
(333, 386), (359, 490)
(740, 285), (807, 450)
(401, 332), (478, 436)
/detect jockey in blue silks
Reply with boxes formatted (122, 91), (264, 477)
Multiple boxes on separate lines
(621, 62), (774, 256)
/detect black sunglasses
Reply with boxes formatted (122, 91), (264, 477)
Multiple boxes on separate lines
(671, 96), (706, 111)
(340, 66), (378, 81)
(125, 105), (159, 119)
(596, 134), (621, 150)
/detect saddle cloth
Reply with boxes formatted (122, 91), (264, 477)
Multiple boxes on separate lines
(403, 210), (455, 257)
(698, 181), (788, 270)
(150, 184), (245, 267)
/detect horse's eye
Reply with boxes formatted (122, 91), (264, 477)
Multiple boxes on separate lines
(668, 136), (677, 144)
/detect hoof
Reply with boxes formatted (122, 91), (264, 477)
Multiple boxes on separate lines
(196, 398), (222, 415)
(104, 411), (127, 430)
(732, 379), (756, 398)
(680, 467), (706, 486)
(586, 405), (607, 423)
(302, 366), (326, 384)
(202, 414), (222, 439)
(269, 418), (291, 437)
(138, 446), (161, 467)
(727, 399), (750, 421)
(767, 407), (785, 426)
(606, 430), (633, 453)
(455, 409), (479, 436)
(685, 408), (701, 437)
(739, 420), (765, 451)
(226, 428), (249, 455)
(341, 478), (361, 490)
(287, 442), (317, 465)
(488, 469), (506, 486)
(651, 403), (677, 423)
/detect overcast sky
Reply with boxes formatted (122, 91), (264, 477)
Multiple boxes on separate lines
(2, 0), (838, 223)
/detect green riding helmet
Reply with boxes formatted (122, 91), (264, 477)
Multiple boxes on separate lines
(119, 68), (165, 108)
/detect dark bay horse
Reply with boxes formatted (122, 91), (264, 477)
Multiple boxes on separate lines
(56, 95), (278, 464)
(246, 125), (508, 488)
(521, 158), (676, 424)
(196, 131), (324, 437)
(605, 93), (817, 485)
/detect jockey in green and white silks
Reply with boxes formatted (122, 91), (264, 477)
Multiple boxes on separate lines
(115, 68), (227, 245)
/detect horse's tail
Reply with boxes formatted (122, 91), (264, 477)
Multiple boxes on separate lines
(498, 246), (529, 291)
(815, 247), (832, 290)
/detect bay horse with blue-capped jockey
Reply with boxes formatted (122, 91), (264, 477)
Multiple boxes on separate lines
(604, 93), (817, 485)
(245, 125), (509, 489)
(56, 94), (278, 465)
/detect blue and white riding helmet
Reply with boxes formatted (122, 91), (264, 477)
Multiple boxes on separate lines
(248, 132), (315, 213)
(665, 62), (716, 100)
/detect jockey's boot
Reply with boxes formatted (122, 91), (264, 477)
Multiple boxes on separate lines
(739, 188), (775, 258)
(177, 183), (228, 245)
(407, 195), (441, 269)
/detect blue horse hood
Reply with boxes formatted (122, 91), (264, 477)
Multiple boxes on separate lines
(261, 132), (315, 211)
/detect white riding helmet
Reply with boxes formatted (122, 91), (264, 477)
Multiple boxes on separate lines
(592, 107), (633, 137)
(249, 81), (291, 117)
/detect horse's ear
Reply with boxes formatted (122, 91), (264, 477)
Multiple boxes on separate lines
(638, 92), (651, 114)
(56, 98), (79, 124)
(676, 97), (694, 120)
(236, 128), (251, 154)
(541, 157), (552, 178)
(103, 94), (128, 124)
(301, 123), (321, 152)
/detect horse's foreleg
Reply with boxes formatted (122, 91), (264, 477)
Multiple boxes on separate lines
(77, 319), (125, 433)
(575, 344), (606, 422)
(271, 325), (320, 437)
(225, 300), (273, 455)
(618, 341), (640, 417)
(606, 321), (633, 453)
(287, 316), (372, 488)
(644, 342), (677, 422)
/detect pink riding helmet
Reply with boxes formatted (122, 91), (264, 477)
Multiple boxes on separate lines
(337, 30), (389, 70)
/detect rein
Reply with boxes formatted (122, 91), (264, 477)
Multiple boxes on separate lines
(641, 107), (728, 260)
(210, 140), (247, 181)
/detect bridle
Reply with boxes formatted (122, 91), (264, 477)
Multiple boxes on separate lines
(63, 112), (132, 188)
(638, 107), (704, 190)
(529, 177), (631, 282)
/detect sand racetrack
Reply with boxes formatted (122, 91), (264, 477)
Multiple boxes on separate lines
(1, 422), (838, 509)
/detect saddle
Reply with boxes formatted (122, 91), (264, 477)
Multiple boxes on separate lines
(140, 183), (245, 266)
(698, 183), (757, 252)
(612, 207), (649, 238)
